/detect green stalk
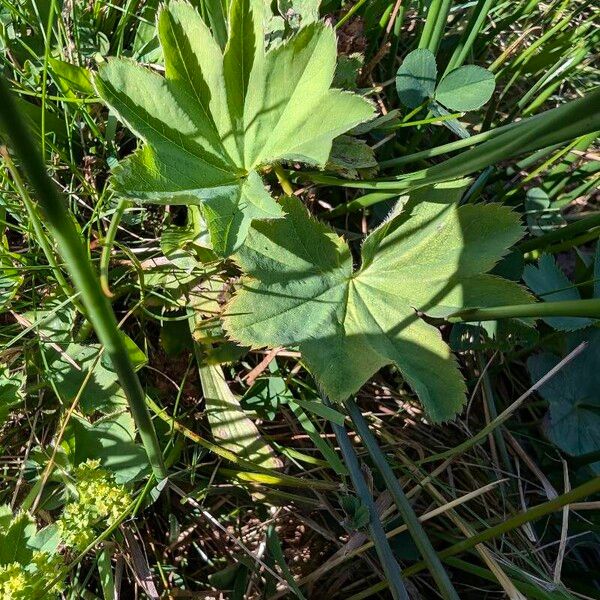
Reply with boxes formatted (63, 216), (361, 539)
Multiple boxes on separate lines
(379, 117), (530, 169)
(418, 0), (442, 50)
(345, 398), (460, 600)
(518, 212), (600, 252)
(425, 476), (600, 570)
(335, 0), (370, 29)
(448, 298), (600, 323)
(0, 75), (167, 480)
(100, 198), (130, 297)
(319, 88), (600, 216)
(444, 0), (495, 75)
(426, 0), (453, 55)
(321, 87), (600, 191)
(325, 397), (409, 600)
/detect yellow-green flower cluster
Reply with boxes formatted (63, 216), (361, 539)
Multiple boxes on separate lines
(0, 552), (63, 600)
(0, 562), (27, 599)
(59, 460), (132, 550)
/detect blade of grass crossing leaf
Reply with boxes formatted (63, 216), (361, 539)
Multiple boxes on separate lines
(0, 75), (167, 480)
(345, 398), (460, 600)
(323, 394), (410, 600)
(327, 87), (600, 191)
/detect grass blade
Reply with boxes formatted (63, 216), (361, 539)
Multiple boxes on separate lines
(0, 75), (167, 480)
(345, 397), (460, 600)
(324, 395), (410, 600)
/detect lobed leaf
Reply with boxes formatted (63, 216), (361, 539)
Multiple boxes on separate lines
(224, 181), (531, 421)
(95, 0), (374, 256)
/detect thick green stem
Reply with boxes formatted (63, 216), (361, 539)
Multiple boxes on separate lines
(448, 298), (600, 323)
(345, 398), (460, 600)
(0, 75), (167, 481)
(324, 396), (409, 600)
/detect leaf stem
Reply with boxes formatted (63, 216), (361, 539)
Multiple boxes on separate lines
(345, 397), (460, 600)
(100, 198), (130, 298)
(323, 395), (410, 600)
(0, 75), (167, 481)
(273, 163), (294, 196)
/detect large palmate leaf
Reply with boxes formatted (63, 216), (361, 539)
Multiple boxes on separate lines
(94, 0), (374, 256)
(224, 181), (532, 421)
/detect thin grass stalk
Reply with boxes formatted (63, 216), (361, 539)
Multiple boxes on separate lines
(345, 397), (460, 600)
(379, 116), (531, 168)
(100, 198), (129, 297)
(443, 0), (495, 75)
(323, 395), (410, 600)
(426, 0), (453, 55)
(0, 75), (167, 480)
(316, 86), (600, 192)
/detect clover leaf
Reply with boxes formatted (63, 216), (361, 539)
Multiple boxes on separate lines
(396, 49), (495, 113)
(223, 181), (531, 421)
(95, 0), (374, 256)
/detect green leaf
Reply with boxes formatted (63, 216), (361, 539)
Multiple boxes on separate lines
(199, 363), (282, 469)
(0, 366), (25, 426)
(94, 0), (373, 256)
(241, 360), (293, 420)
(523, 254), (593, 331)
(528, 329), (600, 459)
(66, 413), (149, 484)
(395, 49), (437, 109)
(278, 0), (321, 28)
(340, 495), (370, 530)
(0, 510), (36, 566)
(101, 333), (148, 372)
(525, 187), (565, 236)
(435, 65), (495, 112)
(327, 135), (378, 179)
(224, 181), (531, 421)
(48, 57), (94, 96)
(47, 343), (128, 414)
